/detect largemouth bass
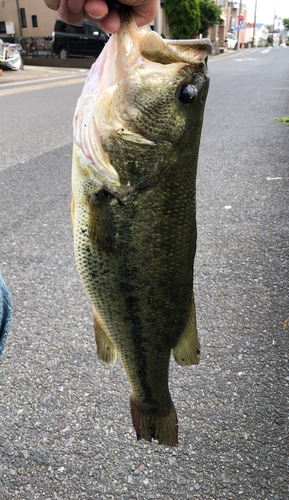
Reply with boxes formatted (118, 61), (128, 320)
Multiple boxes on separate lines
(72, 10), (211, 446)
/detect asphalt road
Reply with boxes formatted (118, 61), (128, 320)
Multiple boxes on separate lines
(0, 47), (288, 499)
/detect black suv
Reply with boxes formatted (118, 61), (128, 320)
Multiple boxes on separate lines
(52, 19), (110, 59)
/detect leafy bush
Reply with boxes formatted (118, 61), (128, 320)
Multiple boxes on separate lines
(199, 0), (222, 38)
(164, 0), (201, 39)
(283, 18), (289, 31)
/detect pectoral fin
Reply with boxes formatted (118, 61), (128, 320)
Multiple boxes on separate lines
(173, 294), (200, 366)
(88, 190), (115, 253)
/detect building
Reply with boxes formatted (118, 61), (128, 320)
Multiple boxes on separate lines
(1, 0), (236, 54)
(242, 23), (268, 47)
(0, 0), (59, 39)
(228, 1), (248, 49)
(229, 1), (247, 31)
(208, 0), (231, 54)
(152, 1), (173, 38)
(0, 0), (173, 40)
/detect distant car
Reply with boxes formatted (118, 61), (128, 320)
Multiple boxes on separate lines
(52, 19), (110, 59)
(226, 33), (237, 50)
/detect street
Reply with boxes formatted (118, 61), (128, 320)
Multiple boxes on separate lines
(0, 47), (288, 499)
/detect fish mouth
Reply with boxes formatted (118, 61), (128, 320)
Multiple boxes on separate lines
(119, 7), (212, 65)
(140, 33), (212, 65)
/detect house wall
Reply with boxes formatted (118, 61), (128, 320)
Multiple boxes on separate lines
(208, 0), (231, 53)
(0, 1), (20, 37)
(157, 5), (173, 39)
(1, 0), (174, 40)
(0, 0), (61, 38)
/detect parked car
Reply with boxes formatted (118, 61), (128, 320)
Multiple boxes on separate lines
(226, 33), (237, 50)
(52, 19), (110, 59)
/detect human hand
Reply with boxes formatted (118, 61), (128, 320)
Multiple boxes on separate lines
(43, 0), (158, 33)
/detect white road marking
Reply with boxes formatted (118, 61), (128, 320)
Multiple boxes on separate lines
(247, 48), (260, 55)
(234, 58), (257, 61)
(0, 71), (88, 88)
(267, 177), (289, 180)
(0, 76), (87, 97)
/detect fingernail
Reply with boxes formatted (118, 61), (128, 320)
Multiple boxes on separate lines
(86, 13), (105, 20)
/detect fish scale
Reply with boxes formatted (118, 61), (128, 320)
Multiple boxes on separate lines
(72, 9), (211, 445)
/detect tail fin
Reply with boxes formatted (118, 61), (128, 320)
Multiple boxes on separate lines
(130, 395), (178, 446)
(93, 309), (117, 365)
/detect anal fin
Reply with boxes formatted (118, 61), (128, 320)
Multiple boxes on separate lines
(173, 294), (200, 366)
(93, 308), (117, 365)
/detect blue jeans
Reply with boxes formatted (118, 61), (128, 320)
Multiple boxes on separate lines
(0, 271), (12, 358)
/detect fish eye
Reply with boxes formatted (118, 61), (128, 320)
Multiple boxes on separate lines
(177, 84), (196, 104)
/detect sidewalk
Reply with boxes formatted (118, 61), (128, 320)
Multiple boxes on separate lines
(0, 64), (89, 85)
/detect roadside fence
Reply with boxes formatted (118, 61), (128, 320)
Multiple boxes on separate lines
(18, 37), (54, 58)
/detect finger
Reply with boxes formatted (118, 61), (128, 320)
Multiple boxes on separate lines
(118, 0), (158, 27)
(96, 10), (121, 33)
(83, 0), (109, 20)
(43, 0), (60, 10)
(58, 0), (85, 23)
(67, 0), (86, 14)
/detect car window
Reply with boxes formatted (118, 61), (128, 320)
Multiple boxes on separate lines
(54, 21), (67, 33)
(66, 24), (85, 34)
(86, 24), (108, 38)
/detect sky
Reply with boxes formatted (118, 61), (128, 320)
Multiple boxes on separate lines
(245, 0), (288, 25)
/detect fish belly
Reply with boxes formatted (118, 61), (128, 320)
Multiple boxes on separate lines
(72, 146), (198, 445)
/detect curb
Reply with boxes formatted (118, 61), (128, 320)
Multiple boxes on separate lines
(22, 57), (95, 69)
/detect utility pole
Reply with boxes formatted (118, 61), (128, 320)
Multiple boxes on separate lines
(15, 0), (22, 38)
(273, 7), (276, 47)
(154, 0), (161, 35)
(237, 0), (242, 50)
(252, 0), (257, 48)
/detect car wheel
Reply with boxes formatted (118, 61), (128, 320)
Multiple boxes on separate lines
(59, 47), (69, 59)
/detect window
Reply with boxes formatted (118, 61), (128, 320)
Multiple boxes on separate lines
(0, 21), (6, 33)
(32, 15), (38, 28)
(54, 20), (67, 32)
(20, 8), (27, 28)
(65, 24), (85, 34)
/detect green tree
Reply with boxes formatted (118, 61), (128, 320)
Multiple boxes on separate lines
(164, 0), (201, 39)
(283, 18), (289, 31)
(199, 0), (222, 38)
